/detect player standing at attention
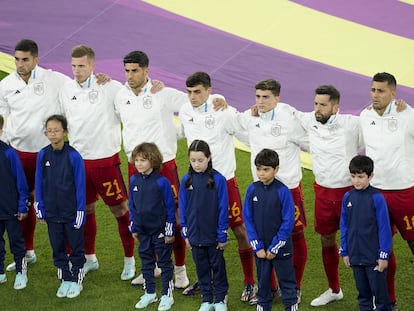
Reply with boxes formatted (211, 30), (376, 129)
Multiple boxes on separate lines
(0, 39), (71, 271)
(179, 71), (256, 302)
(35, 114), (86, 298)
(59, 45), (135, 280)
(0, 114), (29, 290)
(359, 72), (414, 311)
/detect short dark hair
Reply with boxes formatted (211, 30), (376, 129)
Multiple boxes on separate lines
(349, 155), (374, 177)
(255, 79), (281, 96)
(130, 142), (163, 172)
(45, 114), (68, 131)
(71, 45), (95, 61)
(373, 72), (397, 90)
(15, 39), (38, 56)
(0, 114), (4, 130)
(186, 72), (211, 88)
(254, 149), (279, 168)
(315, 85), (340, 104)
(123, 51), (149, 68)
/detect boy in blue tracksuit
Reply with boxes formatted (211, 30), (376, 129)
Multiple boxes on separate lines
(0, 114), (29, 290)
(129, 142), (176, 311)
(179, 140), (229, 311)
(243, 149), (298, 311)
(34, 114), (86, 299)
(340, 155), (392, 311)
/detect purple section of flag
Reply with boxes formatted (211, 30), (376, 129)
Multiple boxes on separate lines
(1, 0), (413, 114)
(292, 0), (414, 39)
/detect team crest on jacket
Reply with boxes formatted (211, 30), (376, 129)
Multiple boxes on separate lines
(143, 95), (152, 109)
(33, 82), (44, 95)
(271, 124), (281, 137)
(388, 118), (398, 132)
(205, 114), (215, 129)
(88, 89), (98, 104)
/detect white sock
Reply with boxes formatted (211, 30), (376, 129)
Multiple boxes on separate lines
(124, 256), (135, 264)
(26, 250), (35, 257)
(85, 254), (97, 262)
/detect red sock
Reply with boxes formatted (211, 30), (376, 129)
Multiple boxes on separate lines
(173, 224), (186, 266)
(238, 247), (255, 284)
(292, 230), (307, 289)
(270, 269), (278, 290)
(116, 211), (135, 257)
(84, 212), (97, 255)
(21, 198), (36, 250)
(387, 250), (396, 303)
(322, 244), (340, 292)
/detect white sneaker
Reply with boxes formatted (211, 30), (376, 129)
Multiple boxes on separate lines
(6, 253), (37, 272)
(0, 274), (7, 284)
(158, 295), (174, 311)
(135, 292), (157, 309)
(310, 288), (343, 306)
(83, 260), (99, 274)
(131, 265), (162, 286)
(174, 265), (189, 289)
(13, 272), (28, 290)
(121, 261), (136, 280)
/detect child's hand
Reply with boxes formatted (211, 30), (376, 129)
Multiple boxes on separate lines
(376, 259), (388, 272)
(256, 249), (266, 259)
(132, 233), (139, 241)
(185, 238), (192, 250)
(342, 256), (351, 268)
(266, 250), (276, 260)
(39, 219), (47, 225)
(165, 236), (175, 244)
(17, 212), (28, 221)
(217, 242), (228, 251)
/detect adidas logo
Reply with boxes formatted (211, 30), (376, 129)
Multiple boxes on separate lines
(187, 185), (193, 190)
(133, 186), (138, 192)
(15, 90), (21, 94)
(188, 117), (194, 122)
(370, 121), (376, 125)
(347, 201), (352, 207)
(45, 161), (51, 167)
(253, 196), (258, 202)
(126, 100), (131, 105)
(313, 125), (318, 129)
(158, 232), (165, 239)
(72, 96), (77, 100)
(255, 123), (260, 128)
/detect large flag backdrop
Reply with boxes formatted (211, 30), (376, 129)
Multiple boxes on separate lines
(1, 0), (413, 114)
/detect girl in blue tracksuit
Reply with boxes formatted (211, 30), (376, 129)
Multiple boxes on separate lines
(34, 114), (86, 299)
(243, 149), (298, 311)
(340, 155), (392, 311)
(179, 140), (229, 311)
(129, 142), (176, 311)
(0, 114), (30, 290)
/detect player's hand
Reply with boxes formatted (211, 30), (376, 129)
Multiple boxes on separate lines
(185, 238), (192, 250)
(132, 232), (139, 241)
(376, 259), (388, 272)
(256, 249), (266, 259)
(217, 241), (228, 251)
(213, 98), (228, 111)
(150, 80), (164, 94)
(39, 219), (47, 225)
(165, 236), (175, 244)
(95, 73), (111, 85)
(342, 256), (351, 268)
(266, 250), (276, 260)
(251, 104), (259, 117)
(395, 99), (408, 112)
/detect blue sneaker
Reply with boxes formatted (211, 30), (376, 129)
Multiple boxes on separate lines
(56, 281), (72, 298)
(158, 295), (174, 311)
(7, 253), (37, 271)
(83, 260), (99, 274)
(67, 282), (83, 298)
(198, 302), (214, 311)
(0, 274), (7, 284)
(135, 292), (157, 309)
(13, 272), (27, 290)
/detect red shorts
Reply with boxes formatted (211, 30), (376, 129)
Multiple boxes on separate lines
(291, 183), (307, 232)
(227, 177), (244, 228)
(16, 150), (37, 193)
(128, 159), (180, 204)
(379, 186), (414, 240)
(84, 154), (128, 206)
(314, 182), (352, 235)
